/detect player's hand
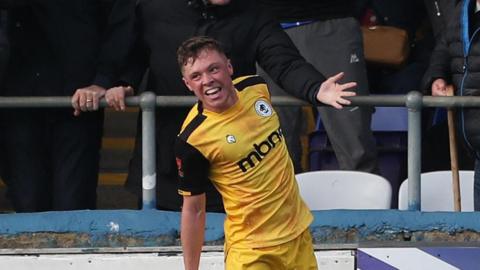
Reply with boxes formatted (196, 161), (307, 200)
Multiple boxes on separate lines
(316, 72), (356, 109)
(71, 84), (106, 116)
(105, 86), (134, 111)
(431, 78), (448, 96)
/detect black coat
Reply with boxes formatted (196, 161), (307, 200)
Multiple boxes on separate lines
(424, 0), (459, 42)
(101, 0), (327, 210)
(422, 0), (480, 152)
(98, 0), (324, 103)
(257, 0), (352, 22)
(1, 0), (112, 96)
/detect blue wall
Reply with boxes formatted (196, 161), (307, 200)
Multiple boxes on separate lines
(0, 210), (479, 248)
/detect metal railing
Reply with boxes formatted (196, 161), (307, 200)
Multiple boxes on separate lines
(1, 91), (480, 211)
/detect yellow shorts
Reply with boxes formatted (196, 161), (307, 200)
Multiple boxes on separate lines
(225, 229), (318, 270)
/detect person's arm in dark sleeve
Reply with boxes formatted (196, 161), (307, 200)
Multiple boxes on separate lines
(102, 39), (149, 111)
(254, 9), (325, 105)
(253, 8), (355, 109)
(93, 0), (146, 90)
(90, 0), (148, 112)
(421, 32), (451, 94)
(73, 0), (146, 115)
(114, 38), (149, 90)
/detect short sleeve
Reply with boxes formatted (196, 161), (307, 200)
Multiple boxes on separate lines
(174, 137), (210, 196)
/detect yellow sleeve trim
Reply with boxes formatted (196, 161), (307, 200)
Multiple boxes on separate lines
(178, 189), (192, 196)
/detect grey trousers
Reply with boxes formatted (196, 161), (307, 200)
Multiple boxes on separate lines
(258, 17), (378, 173)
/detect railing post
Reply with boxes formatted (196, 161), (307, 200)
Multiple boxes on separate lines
(406, 91), (423, 211)
(140, 92), (157, 210)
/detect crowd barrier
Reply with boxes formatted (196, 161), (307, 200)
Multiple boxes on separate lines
(1, 92), (480, 261)
(1, 92), (480, 211)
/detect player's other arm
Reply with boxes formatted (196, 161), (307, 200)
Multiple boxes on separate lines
(181, 193), (206, 270)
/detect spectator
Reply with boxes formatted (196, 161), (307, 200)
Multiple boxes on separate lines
(424, 0), (459, 43)
(422, 0), (480, 210)
(421, 0), (475, 174)
(0, 0), (113, 212)
(176, 36), (354, 270)
(91, 0), (361, 212)
(357, 0), (430, 95)
(258, 0), (379, 174)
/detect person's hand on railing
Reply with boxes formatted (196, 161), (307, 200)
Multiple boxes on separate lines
(431, 78), (448, 96)
(105, 86), (134, 111)
(316, 72), (357, 109)
(71, 84), (106, 116)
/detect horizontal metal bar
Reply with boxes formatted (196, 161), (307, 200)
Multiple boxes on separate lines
(1, 94), (480, 108)
(0, 96), (141, 108)
(422, 95), (480, 108)
(349, 95), (407, 107)
(154, 95), (408, 107)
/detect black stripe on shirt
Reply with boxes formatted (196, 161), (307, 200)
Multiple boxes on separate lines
(179, 111), (207, 141)
(234, 76), (266, 92)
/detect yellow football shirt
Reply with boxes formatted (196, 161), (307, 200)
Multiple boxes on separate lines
(175, 75), (313, 249)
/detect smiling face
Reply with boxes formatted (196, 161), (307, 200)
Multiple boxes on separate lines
(181, 48), (237, 113)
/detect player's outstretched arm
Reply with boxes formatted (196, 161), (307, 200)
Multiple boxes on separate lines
(181, 193), (206, 270)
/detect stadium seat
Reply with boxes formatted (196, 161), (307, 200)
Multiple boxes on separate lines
(398, 170), (475, 211)
(295, 170), (392, 210)
(309, 107), (408, 208)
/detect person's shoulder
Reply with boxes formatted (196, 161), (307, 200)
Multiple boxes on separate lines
(233, 75), (267, 92)
(233, 75), (271, 101)
(178, 103), (206, 140)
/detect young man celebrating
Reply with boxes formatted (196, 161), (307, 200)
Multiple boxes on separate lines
(175, 36), (356, 270)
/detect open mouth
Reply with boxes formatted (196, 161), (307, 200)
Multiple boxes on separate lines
(205, 87), (221, 96)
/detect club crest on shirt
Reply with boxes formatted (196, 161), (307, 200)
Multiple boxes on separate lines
(254, 99), (272, 117)
(226, 134), (236, 144)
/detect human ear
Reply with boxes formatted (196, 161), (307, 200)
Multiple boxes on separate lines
(183, 77), (194, 92)
(227, 59), (233, 76)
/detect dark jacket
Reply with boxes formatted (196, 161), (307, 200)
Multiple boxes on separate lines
(98, 0), (324, 103)
(101, 0), (327, 211)
(422, 0), (480, 151)
(1, 0), (112, 97)
(424, 0), (459, 42)
(257, 0), (352, 22)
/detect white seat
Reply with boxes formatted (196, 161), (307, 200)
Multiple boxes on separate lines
(398, 170), (475, 211)
(295, 170), (392, 210)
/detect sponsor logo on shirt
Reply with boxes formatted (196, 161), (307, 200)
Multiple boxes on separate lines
(237, 127), (283, 172)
